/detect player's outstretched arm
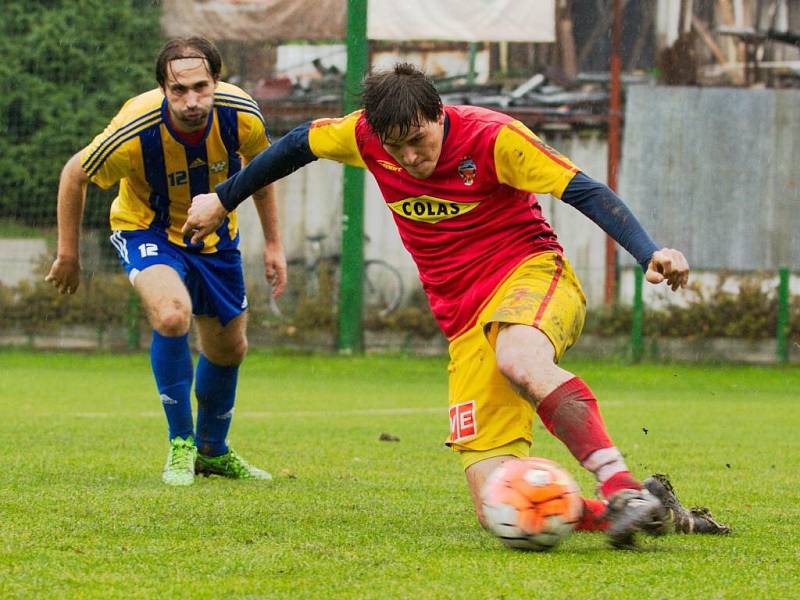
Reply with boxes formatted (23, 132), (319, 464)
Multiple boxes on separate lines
(562, 172), (657, 271)
(184, 122), (319, 243)
(45, 152), (89, 295)
(493, 124), (688, 290)
(562, 173), (689, 291)
(561, 172), (689, 290)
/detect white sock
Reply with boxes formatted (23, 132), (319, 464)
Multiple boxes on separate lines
(581, 447), (629, 483)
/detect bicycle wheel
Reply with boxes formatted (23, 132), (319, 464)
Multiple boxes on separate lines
(363, 259), (404, 317)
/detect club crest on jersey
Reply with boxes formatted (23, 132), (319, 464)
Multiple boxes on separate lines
(209, 160), (226, 173)
(457, 157), (477, 186)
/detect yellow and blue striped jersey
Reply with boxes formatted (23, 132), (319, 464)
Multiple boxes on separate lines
(80, 81), (269, 252)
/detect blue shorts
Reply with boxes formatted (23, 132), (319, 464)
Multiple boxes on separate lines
(109, 230), (247, 326)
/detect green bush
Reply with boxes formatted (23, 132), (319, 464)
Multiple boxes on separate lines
(3, 269), (795, 346)
(363, 289), (440, 338)
(0, 1), (162, 229)
(584, 273), (798, 341)
(247, 281), (440, 340)
(0, 264), (132, 336)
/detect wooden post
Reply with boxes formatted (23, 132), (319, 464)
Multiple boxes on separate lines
(605, 0), (623, 305)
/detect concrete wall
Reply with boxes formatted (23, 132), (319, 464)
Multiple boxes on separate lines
(0, 239), (47, 287)
(620, 86), (800, 271)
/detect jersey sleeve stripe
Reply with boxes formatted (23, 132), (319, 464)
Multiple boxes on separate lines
(214, 99), (263, 114)
(215, 96), (261, 112)
(81, 109), (161, 172)
(214, 102), (266, 125)
(214, 92), (260, 111)
(83, 121), (160, 177)
(311, 115), (356, 129)
(505, 122), (578, 173)
(215, 91), (259, 106)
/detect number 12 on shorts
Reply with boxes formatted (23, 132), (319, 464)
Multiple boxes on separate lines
(138, 243), (159, 258)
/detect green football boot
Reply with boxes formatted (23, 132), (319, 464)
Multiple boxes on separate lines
(195, 447), (273, 481)
(162, 435), (197, 486)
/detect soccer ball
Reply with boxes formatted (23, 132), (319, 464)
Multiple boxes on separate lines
(481, 457), (582, 551)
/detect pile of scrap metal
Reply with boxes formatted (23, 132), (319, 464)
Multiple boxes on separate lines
(257, 58), (345, 134)
(258, 60), (653, 134)
(255, 58), (343, 104)
(439, 71), (651, 131)
(716, 25), (800, 84)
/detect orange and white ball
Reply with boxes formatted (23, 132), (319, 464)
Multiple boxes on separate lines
(481, 457), (583, 551)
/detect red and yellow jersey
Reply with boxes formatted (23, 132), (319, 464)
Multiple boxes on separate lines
(308, 105), (579, 339)
(80, 82), (269, 252)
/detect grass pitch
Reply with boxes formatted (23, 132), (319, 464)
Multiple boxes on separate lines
(0, 350), (798, 599)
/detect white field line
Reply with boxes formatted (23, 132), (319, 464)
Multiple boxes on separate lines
(72, 401), (622, 419)
(74, 407), (446, 419)
(241, 407), (446, 418)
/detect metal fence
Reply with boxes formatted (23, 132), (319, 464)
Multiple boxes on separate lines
(1, 37), (797, 360)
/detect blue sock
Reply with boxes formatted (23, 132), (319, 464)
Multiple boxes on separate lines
(150, 331), (194, 441)
(195, 353), (239, 457)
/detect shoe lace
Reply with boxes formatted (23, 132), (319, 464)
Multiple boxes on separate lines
(169, 440), (194, 470)
(225, 451), (252, 477)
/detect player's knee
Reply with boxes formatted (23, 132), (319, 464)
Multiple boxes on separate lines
(228, 336), (248, 364)
(152, 303), (191, 336)
(495, 345), (533, 390)
(204, 335), (247, 366)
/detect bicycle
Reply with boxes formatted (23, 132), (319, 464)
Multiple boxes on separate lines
(268, 233), (404, 320)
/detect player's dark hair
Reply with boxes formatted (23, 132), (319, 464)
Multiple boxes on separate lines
(362, 63), (443, 142)
(155, 37), (222, 87)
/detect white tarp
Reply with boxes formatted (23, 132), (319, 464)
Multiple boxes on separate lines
(162, 0), (346, 41)
(163, 0), (554, 43)
(367, 0), (555, 42)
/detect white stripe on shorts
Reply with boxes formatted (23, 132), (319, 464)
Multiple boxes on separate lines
(109, 231), (129, 264)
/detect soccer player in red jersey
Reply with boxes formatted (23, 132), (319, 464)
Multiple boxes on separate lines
(183, 64), (728, 546)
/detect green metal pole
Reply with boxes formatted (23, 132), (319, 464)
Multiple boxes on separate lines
(776, 267), (790, 364)
(467, 42), (478, 86)
(127, 289), (141, 351)
(337, 0), (368, 353)
(631, 268), (644, 363)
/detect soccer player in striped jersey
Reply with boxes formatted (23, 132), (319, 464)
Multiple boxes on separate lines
(183, 64), (729, 545)
(46, 37), (286, 486)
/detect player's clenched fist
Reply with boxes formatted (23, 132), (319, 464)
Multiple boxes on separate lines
(646, 248), (689, 291)
(182, 192), (228, 245)
(45, 255), (81, 295)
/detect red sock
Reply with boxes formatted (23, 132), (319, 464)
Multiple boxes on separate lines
(599, 471), (641, 499)
(537, 377), (641, 497)
(575, 497), (609, 532)
(536, 377), (614, 462)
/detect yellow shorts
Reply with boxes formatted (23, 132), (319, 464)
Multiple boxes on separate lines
(446, 252), (586, 465)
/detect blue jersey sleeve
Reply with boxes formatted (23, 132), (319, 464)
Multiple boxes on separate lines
(216, 121), (317, 211)
(561, 172), (659, 272)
